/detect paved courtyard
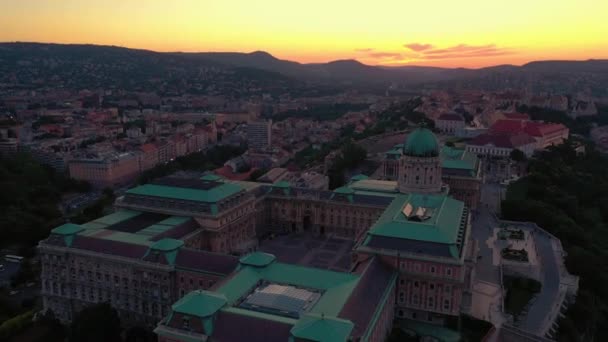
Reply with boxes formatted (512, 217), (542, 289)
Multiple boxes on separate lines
(258, 233), (354, 272)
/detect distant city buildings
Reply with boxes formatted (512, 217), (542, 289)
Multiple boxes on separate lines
(246, 119), (272, 151)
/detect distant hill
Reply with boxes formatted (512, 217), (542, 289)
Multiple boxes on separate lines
(1, 42), (607, 94)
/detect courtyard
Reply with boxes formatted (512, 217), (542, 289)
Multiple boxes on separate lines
(258, 233), (354, 272)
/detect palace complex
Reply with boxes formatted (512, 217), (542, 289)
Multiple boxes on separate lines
(39, 128), (477, 342)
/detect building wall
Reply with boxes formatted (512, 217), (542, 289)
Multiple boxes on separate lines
(247, 120), (272, 151)
(437, 119), (465, 134)
(259, 196), (384, 241)
(398, 155), (443, 194)
(352, 252), (467, 326)
(443, 176), (481, 210)
(69, 155), (140, 188)
(175, 270), (223, 298)
(40, 247), (176, 326)
(366, 281), (396, 342)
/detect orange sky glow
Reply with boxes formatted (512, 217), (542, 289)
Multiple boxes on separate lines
(1, 0), (607, 68)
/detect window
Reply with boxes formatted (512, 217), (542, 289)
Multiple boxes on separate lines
(443, 300), (451, 310)
(446, 268), (453, 277)
(182, 316), (190, 329)
(430, 266), (436, 274)
(429, 283), (435, 290)
(444, 285), (451, 294)
(414, 263), (421, 272)
(414, 281), (419, 288)
(428, 297), (434, 308)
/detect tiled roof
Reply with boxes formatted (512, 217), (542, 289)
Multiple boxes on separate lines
(503, 113), (530, 120)
(174, 248), (239, 275)
(490, 119), (568, 138)
(339, 258), (396, 339)
(468, 132), (536, 148)
(489, 119), (525, 133)
(211, 310), (294, 342)
(70, 236), (149, 259)
(139, 143), (157, 153)
(437, 113), (463, 121)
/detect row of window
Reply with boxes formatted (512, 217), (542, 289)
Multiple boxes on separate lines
(399, 262), (454, 277)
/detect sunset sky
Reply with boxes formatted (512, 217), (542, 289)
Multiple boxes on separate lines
(1, 0), (607, 68)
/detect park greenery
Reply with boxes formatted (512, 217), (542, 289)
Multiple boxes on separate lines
(69, 303), (122, 342)
(0, 153), (90, 252)
(502, 139), (608, 341)
(327, 142), (368, 189)
(502, 276), (541, 320)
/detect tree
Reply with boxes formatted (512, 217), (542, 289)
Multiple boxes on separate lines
(502, 139), (608, 341)
(69, 303), (122, 342)
(125, 326), (155, 342)
(248, 168), (268, 181)
(510, 149), (526, 162)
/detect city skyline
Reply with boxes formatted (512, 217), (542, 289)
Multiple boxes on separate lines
(2, 0), (607, 68)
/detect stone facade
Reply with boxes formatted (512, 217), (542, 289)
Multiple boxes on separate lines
(398, 154), (443, 194)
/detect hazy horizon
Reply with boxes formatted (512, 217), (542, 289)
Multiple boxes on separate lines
(2, 0), (607, 68)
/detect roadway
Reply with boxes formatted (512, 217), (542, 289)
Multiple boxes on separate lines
(472, 183), (502, 284)
(518, 224), (561, 335)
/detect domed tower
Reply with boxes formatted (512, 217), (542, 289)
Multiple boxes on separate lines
(398, 127), (442, 194)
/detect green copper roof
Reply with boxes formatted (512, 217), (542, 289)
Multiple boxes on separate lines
(333, 186), (355, 194)
(367, 193), (465, 246)
(290, 313), (354, 342)
(52, 223), (85, 235)
(239, 252), (276, 267)
(350, 174), (369, 181)
(404, 128), (439, 157)
(348, 179), (399, 194)
(150, 238), (184, 252)
(171, 290), (227, 318)
(273, 181), (291, 188)
(440, 146), (479, 173)
(216, 256), (360, 317)
(201, 174), (223, 182)
(126, 182), (243, 203)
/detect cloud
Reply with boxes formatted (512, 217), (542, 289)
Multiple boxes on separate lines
(404, 43), (434, 52)
(369, 52), (402, 59)
(422, 44), (512, 59)
(403, 43), (513, 60)
(355, 48), (374, 52)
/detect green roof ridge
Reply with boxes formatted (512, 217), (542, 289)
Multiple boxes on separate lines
(52, 223), (84, 236)
(290, 313), (354, 342)
(350, 174), (369, 181)
(201, 174), (223, 182)
(239, 252), (276, 267)
(273, 181), (291, 188)
(171, 290), (227, 318)
(150, 238), (184, 252)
